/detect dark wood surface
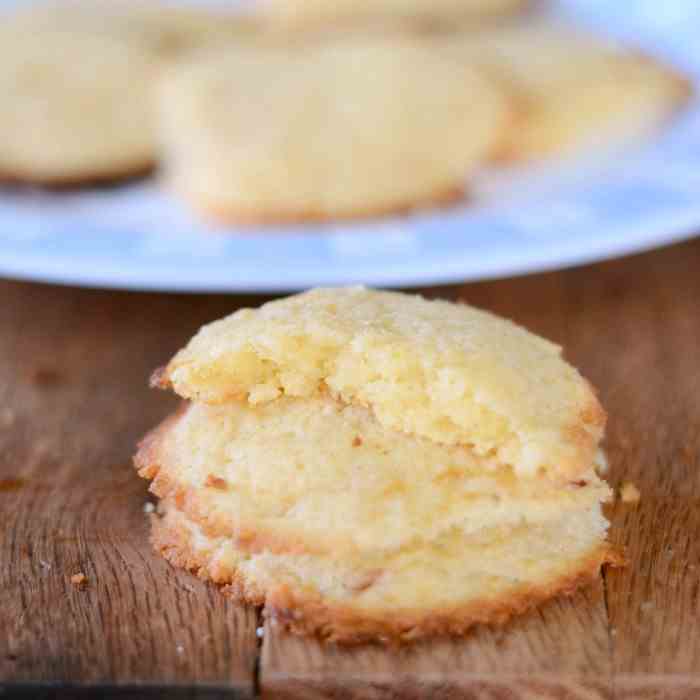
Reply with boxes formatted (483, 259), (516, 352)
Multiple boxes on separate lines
(2, 237), (700, 698)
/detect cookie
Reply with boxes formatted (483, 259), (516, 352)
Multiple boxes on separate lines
(151, 497), (616, 644)
(8, 1), (262, 56)
(447, 24), (692, 159)
(0, 26), (159, 186)
(0, 2), (263, 186)
(155, 287), (603, 479)
(259, 0), (531, 34)
(136, 288), (619, 643)
(137, 397), (611, 555)
(157, 37), (510, 223)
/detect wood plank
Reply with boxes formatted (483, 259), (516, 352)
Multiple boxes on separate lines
(261, 584), (612, 700)
(587, 244), (700, 700)
(260, 238), (700, 699)
(0, 281), (260, 696)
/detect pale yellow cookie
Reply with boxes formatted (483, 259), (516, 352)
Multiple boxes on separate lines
(8, 1), (262, 55)
(446, 24), (692, 159)
(157, 37), (511, 222)
(151, 497), (616, 644)
(0, 2), (263, 185)
(136, 288), (619, 643)
(156, 287), (603, 480)
(137, 397), (610, 556)
(0, 26), (159, 185)
(259, 0), (531, 34)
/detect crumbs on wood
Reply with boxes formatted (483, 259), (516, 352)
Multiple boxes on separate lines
(620, 481), (641, 504)
(70, 572), (88, 589)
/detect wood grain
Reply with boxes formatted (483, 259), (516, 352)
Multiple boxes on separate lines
(0, 285), (261, 697)
(2, 237), (700, 699)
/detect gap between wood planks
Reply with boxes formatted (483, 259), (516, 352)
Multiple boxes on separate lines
(253, 607), (264, 698)
(601, 565), (615, 697)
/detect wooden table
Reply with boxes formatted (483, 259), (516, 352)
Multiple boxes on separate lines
(2, 237), (699, 699)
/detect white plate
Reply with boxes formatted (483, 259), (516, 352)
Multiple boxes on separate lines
(1, 0), (699, 292)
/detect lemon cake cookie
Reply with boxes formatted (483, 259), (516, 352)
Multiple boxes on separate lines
(7, 1), (262, 56)
(448, 24), (691, 159)
(259, 0), (530, 34)
(157, 37), (510, 223)
(0, 26), (159, 186)
(136, 287), (619, 643)
(0, 2), (261, 186)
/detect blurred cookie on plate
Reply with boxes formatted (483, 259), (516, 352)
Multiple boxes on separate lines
(258, 0), (532, 34)
(136, 287), (620, 643)
(0, 26), (159, 186)
(158, 36), (511, 223)
(447, 24), (692, 159)
(7, 1), (262, 56)
(0, 2), (263, 186)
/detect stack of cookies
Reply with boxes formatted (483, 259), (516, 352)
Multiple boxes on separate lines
(135, 288), (620, 643)
(0, 0), (691, 223)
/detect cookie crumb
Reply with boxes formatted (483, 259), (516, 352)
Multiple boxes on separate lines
(143, 502), (156, 514)
(32, 367), (62, 388)
(149, 366), (168, 389)
(204, 474), (228, 490)
(70, 572), (87, 588)
(352, 435), (363, 447)
(595, 451), (609, 475)
(620, 482), (640, 504)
